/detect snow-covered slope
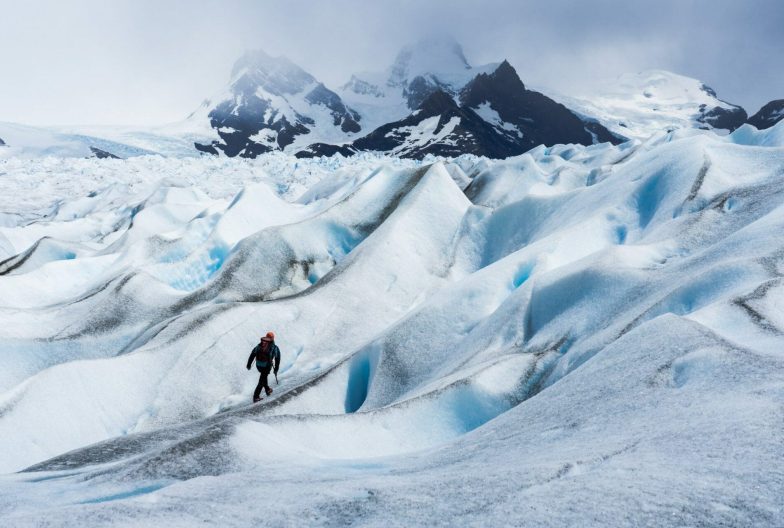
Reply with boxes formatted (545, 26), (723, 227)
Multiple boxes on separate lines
(193, 50), (362, 157)
(1, 122), (784, 526)
(557, 70), (748, 140)
(334, 90), (518, 159)
(52, 118), (222, 158)
(0, 122), (159, 159)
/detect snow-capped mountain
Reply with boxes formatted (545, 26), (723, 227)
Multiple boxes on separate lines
(2, 44), (773, 163)
(2, 122), (784, 525)
(747, 99), (784, 130)
(350, 89), (519, 159)
(339, 36), (500, 128)
(301, 60), (621, 159)
(458, 60), (620, 148)
(194, 50), (362, 157)
(557, 70), (748, 140)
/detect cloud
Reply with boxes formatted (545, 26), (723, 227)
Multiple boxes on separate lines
(0, 0), (781, 125)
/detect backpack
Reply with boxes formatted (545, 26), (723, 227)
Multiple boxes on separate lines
(256, 339), (273, 367)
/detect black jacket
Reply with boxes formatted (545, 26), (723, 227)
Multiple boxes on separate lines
(247, 338), (281, 373)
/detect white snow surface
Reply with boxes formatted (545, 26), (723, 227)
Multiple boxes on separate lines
(385, 115), (463, 156)
(0, 122), (165, 159)
(552, 70), (745, 141)
(0, 118), (222, 159)
(0, 122), (783, 526)
(54, 117), (223, 158)
(473, 102), (523, 137)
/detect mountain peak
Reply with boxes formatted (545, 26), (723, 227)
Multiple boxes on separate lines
(607, 70), (731, 105)
(460, 60), (526, 107)
(559, 69), (747, 140)
(388, 35), (471, 87)
(195, 49), (361, 157)
(230, 49), (315, 96)
(490, 60), (524, 89)
(417, 89), (460, 116)
(747, 99), (784, 130)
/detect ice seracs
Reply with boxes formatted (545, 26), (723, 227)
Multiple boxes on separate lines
(2, 122), (784, 525)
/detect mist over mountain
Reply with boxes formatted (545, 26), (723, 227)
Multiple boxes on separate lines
(1, 0), (782, 127)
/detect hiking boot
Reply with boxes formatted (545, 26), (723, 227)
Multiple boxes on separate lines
(253, 397), (262, 403)
(264, 387), (273, 396)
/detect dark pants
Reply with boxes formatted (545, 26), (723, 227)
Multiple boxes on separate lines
(253, 364), (272, 399)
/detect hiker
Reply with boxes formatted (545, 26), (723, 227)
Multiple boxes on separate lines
(246, 331), (281, 403)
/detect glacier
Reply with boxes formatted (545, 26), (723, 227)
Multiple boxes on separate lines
(0, 122), (783, 526)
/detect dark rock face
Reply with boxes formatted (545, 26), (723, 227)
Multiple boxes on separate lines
(305, 84), (361, 133)
(350, 90), (519, 159)
(195, 50), (361, 158)
(582, 119), (623, 144)
(202, 96), (308, 158)
(295, 143), (356, 159)
(402, 75), (450, 110)
(700, 84), (719, 98)
(0, 137), (5, 146)
(460, 61), (622, 151)
(747, 99), (784, 130)
(194, 142), (220, 156)
(695, 84), (747, 131)
(697, 105), (747, 131)
(89, 147), (121, 159)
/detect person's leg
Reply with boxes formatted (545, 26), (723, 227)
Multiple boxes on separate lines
(253, 369), (265, 400)
(262, 366), (273, 395)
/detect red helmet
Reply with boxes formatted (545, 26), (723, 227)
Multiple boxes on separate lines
(266, 331), (275, 339)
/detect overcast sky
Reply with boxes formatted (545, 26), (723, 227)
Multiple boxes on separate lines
(1, 0), (782, 126)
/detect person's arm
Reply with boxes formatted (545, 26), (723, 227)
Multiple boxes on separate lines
(273, 345), (281, 374)
(246, 346), (258, 370)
